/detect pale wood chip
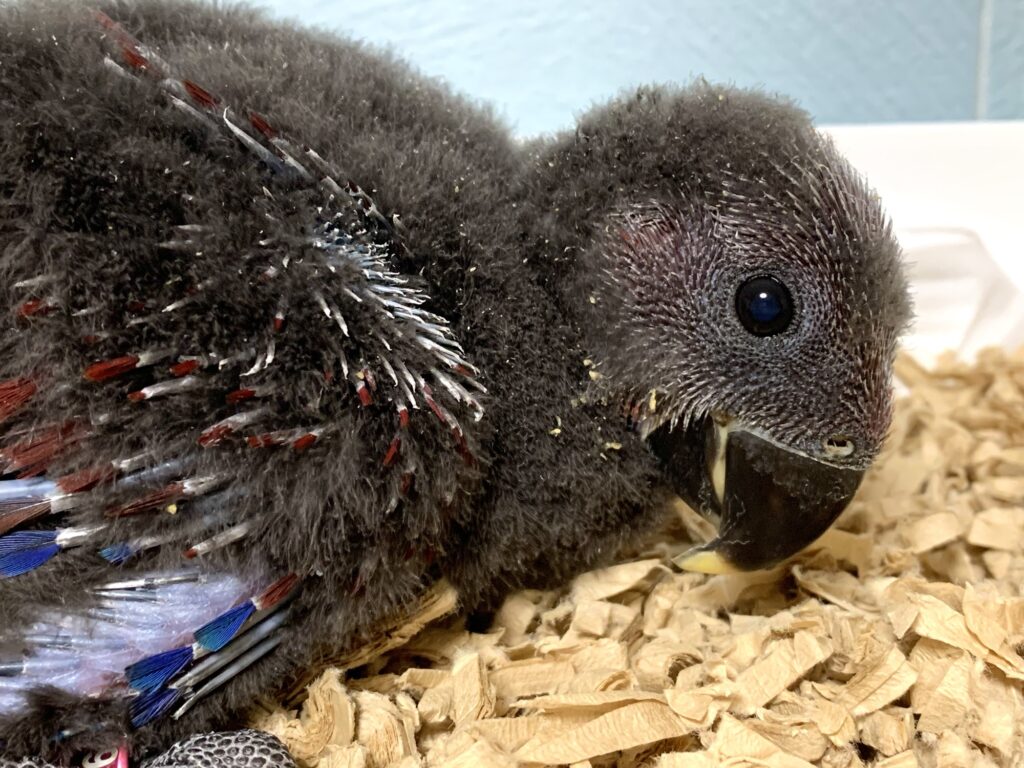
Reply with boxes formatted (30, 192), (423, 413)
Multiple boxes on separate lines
(513, 699), (696, 764)
(632, 636), (703, 690)
(804, 528), (874, 574)
(707, 714), (817, 767)
(967, 656), (1024, 756)
(488, 658), (576, 704)
(418, 678), (455, 727)
(316, 744), (368, 768)
(571, 559), (664, 602)
(566, 599), (639, 640)
(450, 652), (495, 726)
(873, 751), (918, 768)
(466, 710), (594, 755)
(353, 690), (417, 767)
(832, 645), (916, 717)
(858, 708), (913, 757)
(653, 753), (716, 768)
(889, 584), (1024, 680)
(426, 730), (516, 768)
(565, 668), (636, 694)
(256, 670), (356, 762)
(901, 511), (964, 553)
(792, 567), (872, 613)
(914, 650), (973, 734)
(749, 706), (831, 762)
(514, 689), (666, 713)
(732, 631), (834, 714)
(967, 507), (1024, 551)
(664, 682), (734, 730)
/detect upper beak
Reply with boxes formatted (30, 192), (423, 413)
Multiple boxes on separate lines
(648, 415), (865, 573)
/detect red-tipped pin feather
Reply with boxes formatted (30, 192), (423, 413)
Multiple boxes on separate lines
(0, 503), (51, 536)
(16, 299), (55, 318)
(121, 45), (149, 70)
(226, 388), (256, 405)
(362, 368), (377, 392)
(245, 434), (274, 449)
(356, 382), (372, 407)
(291, 433), (318, 452)
(246, 429), (319, 451)
(453, 427), (475, 466)
(0, 378), (36, 423)
(183, 80), (220, 110)
(198, 425), (233, 448)
(1, 423), (79, 477)
(255, 574), (300, 611)
(92, 9), (117, 30)
(57, 466), (114, 495)
(84, 355), (139, 382)
(382, 436), (401, 468)
(198, 411), (267, 448)
(424, 392), (447, 425)
(169, 359), (200, 377)
(248, 112), (277, 139)
(107, 482), (184, 518)
(127, 377), (200, 403)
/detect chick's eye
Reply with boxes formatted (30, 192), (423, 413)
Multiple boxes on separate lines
(735, 276), (794, 337)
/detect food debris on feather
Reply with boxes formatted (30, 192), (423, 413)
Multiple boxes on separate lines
(254, 347), (1024, 767)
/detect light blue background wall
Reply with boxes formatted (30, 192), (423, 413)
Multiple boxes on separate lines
(259, 0), (1024, 137)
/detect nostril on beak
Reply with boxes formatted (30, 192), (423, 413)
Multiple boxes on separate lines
(824, 435), (855, 459)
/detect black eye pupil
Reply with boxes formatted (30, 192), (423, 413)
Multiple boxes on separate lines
(735, 276), (793, 336)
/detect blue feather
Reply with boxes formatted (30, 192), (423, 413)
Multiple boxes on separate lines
(0, 531), (60, 578)
(125, 646), (193, 692)
(193, 602), (255, 652)
(129, 687), (181, 728)
(0, 529), (56, 553)
(99, 542), (136, 565)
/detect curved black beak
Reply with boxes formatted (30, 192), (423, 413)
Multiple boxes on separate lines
(648, 415), (864, 573)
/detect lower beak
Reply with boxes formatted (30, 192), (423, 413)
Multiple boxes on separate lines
(649, 416), (865, 573)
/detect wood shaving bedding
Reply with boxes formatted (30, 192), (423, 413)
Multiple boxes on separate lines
(254, 348), (1024, 767)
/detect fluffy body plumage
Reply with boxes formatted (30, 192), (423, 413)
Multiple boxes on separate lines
(0, 0), (909, 763)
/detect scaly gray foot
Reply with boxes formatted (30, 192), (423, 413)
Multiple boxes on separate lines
(142, 730), (296, 768)
(0, 730), (295, 768)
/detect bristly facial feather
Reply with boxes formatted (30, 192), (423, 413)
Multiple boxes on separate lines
(584, 129), (911, 469)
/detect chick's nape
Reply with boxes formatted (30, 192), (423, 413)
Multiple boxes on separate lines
(525, 85), (911, 574)
(0, 0), (518, 759)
